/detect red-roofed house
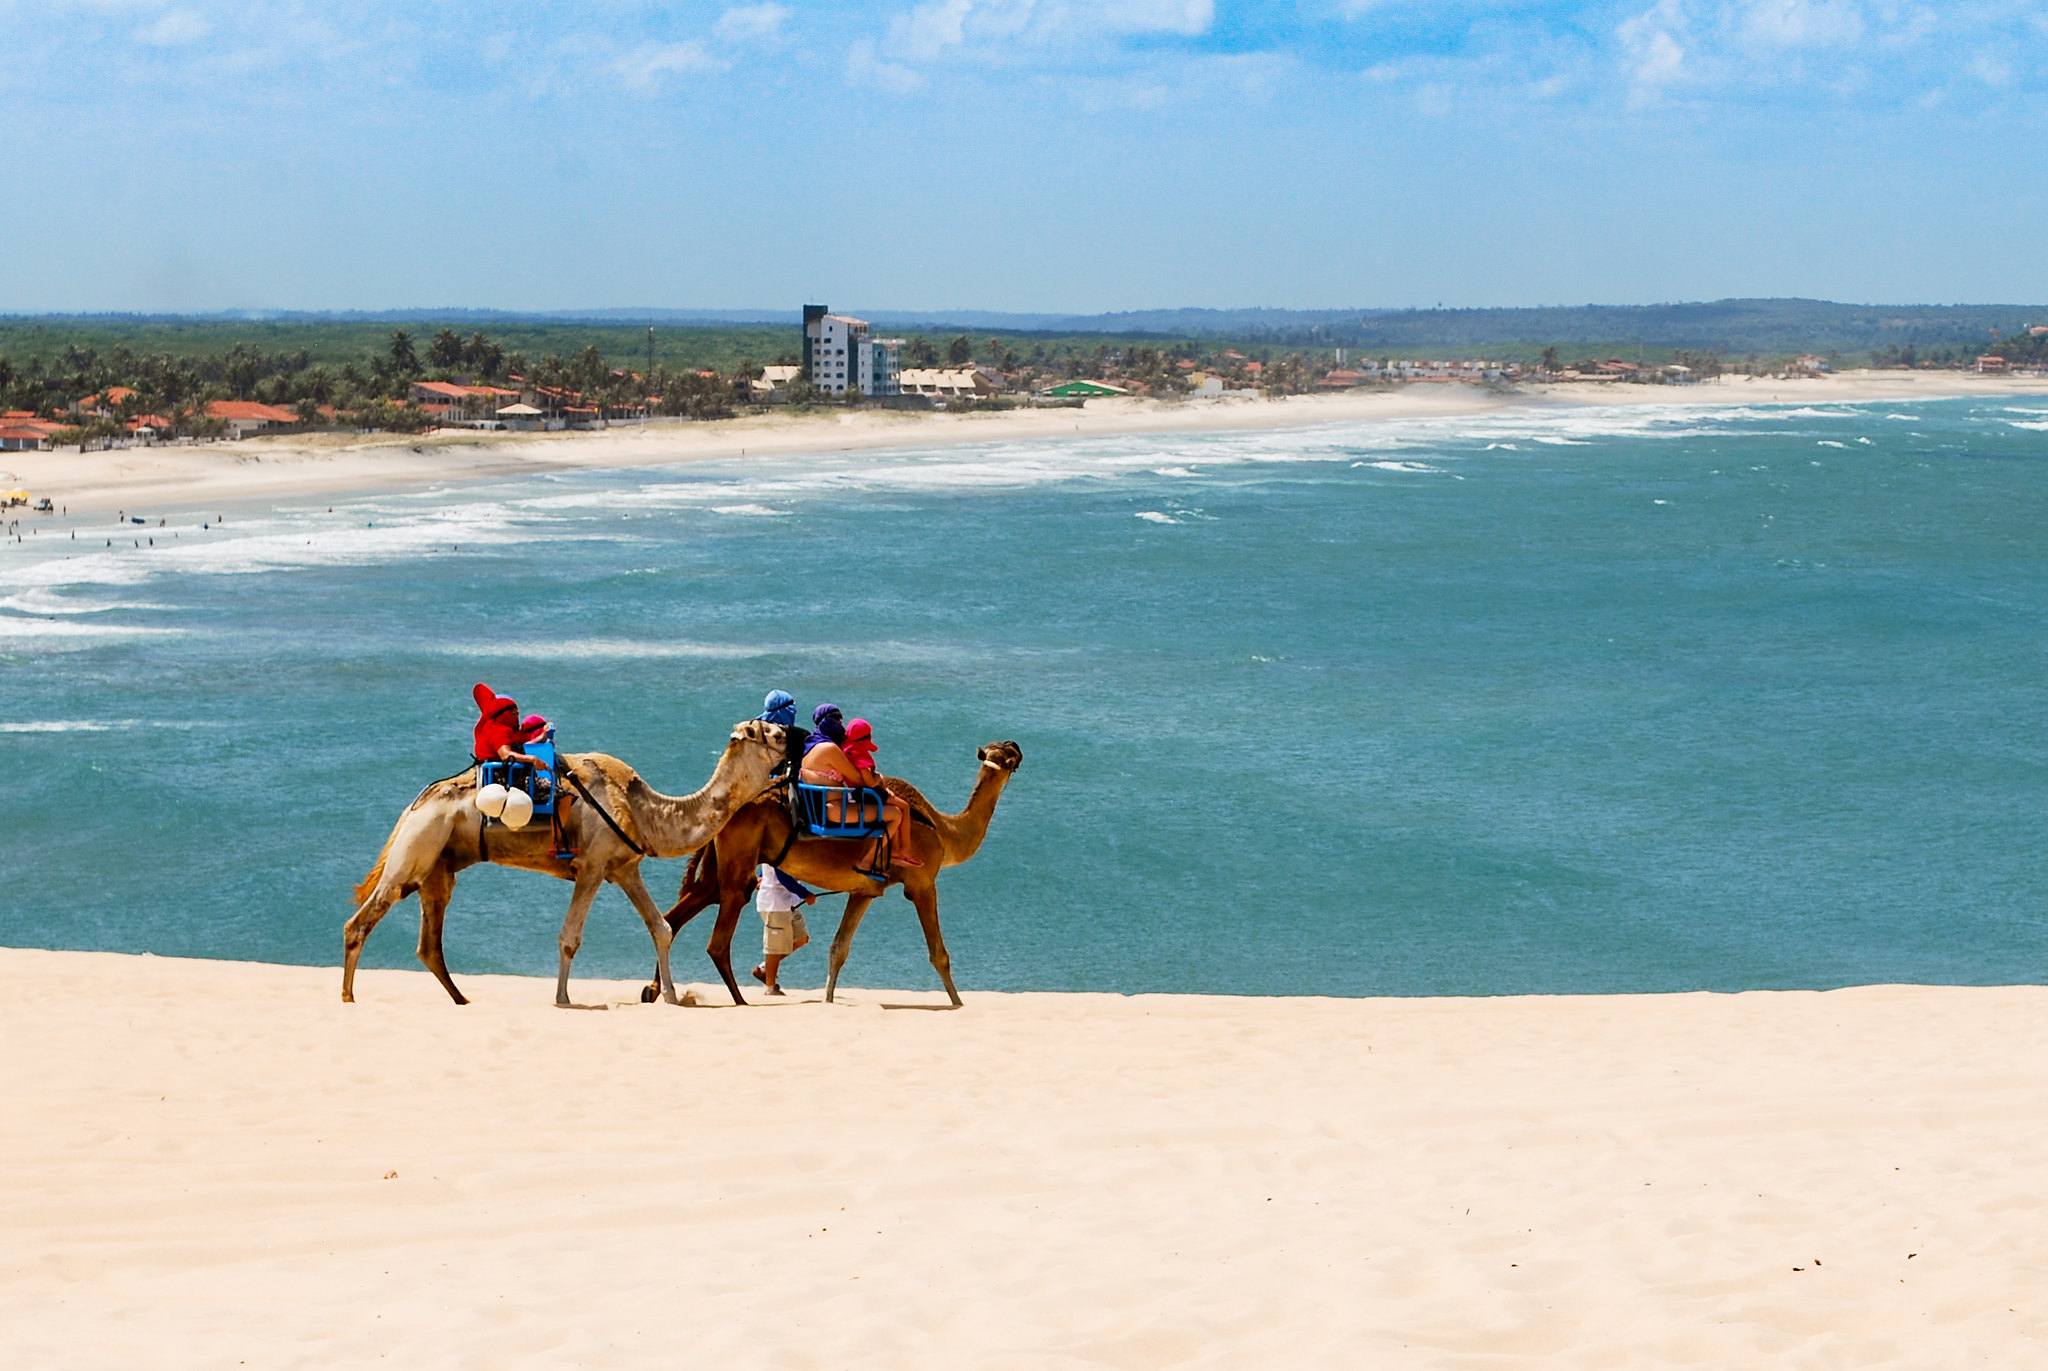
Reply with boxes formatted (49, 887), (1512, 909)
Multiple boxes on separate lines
(0, 417), (63, 451)
(1978, 355), (2009, 373)
(73, 386), (138, 416)
(204, 400), (303, 437)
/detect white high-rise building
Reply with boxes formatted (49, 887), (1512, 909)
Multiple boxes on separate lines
(803, 305), (901, 396)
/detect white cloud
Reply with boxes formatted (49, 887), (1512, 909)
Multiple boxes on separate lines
(612, 40), (724, 91)
(1093, 0), (1212, 35)
(893, 0), (976, 61)
(1969, 51), (2012, 88)
(868, 0), (1210, 73)
(1739, 0), (1864, 49)
(134, 7), (207, 47)
(714, 4), (789, 43)
(1618, 0), (1688, 101)
(848, 37), (924, 92)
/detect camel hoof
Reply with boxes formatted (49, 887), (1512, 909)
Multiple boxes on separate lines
(640, 984), (658, 1004)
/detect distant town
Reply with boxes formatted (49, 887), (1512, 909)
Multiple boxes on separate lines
(3, 305), (2046, 454)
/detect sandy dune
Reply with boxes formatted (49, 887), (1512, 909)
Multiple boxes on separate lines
(6, 369), (2045, 516)
(2, 948), (2041, 1368)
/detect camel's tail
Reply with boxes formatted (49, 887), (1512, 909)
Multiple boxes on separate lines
(354, 772), (470, 904)
(680, 841), (713, 899)
(353, 830), (398, 905)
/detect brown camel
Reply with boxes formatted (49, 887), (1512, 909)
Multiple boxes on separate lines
(344, 720), (787, 1007)
(652, 740), (1023, 1007)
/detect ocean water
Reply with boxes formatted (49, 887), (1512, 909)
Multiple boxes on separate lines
(3, 396), (2045, 997)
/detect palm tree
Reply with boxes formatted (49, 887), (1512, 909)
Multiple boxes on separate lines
(387, 330), (421, 379)
(428, 328), (464, 371)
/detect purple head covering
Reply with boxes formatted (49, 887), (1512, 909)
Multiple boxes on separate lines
(804, 702), (846, 754)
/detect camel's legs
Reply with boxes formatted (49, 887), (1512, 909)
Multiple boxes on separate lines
(342, 887), (405, 1003)
(662, 842), (721, 931)
(647, 851), (721, 1002)
(554, 867), (606, 1008)
(705, 889), (751, 1006)
(825, 895), (877, 1003)
(613, 864), (679, 1006)
(906, 884), (962, 1008)
(414, 865), (468, 1005)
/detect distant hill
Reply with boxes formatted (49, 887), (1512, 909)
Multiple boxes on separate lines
(6, 300), (2044, 363)
(863, 300), (2048, 355)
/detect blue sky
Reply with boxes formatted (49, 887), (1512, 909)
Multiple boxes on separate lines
(3, 1), (2044, 312)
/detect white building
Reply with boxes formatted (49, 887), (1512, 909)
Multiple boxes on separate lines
(802, 305), (902, 396)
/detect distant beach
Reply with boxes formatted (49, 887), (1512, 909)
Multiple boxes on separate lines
(5, 369), (2046, 515)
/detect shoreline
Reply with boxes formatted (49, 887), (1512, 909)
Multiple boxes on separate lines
(3, 369), (2044, 516)
(3, 946), (2041, 1366)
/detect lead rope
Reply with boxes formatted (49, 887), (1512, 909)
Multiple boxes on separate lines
(564, 763), (646, 856)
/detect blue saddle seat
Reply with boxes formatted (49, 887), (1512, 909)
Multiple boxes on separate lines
(793, 782), (888, 839)
(478, 739), (559, 817)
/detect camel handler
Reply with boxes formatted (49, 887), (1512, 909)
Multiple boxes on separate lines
(752, 863), (816, 996)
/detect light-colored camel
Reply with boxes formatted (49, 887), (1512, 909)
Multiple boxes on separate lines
(344, 720), (787, 1007)
(654, 740), (1023, 1007)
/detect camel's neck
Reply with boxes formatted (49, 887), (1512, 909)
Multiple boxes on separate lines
(625, 751), (763, 860)
(934, 762), (1012, 866)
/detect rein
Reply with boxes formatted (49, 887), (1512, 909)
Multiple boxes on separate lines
(564, 764), (646, 857)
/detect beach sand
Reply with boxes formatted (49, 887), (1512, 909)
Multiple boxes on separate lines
(6, 369), (2047, 516)
(2, 947), (2041, 1367)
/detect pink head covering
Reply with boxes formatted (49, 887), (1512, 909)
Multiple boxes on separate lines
(842, 717), (877, 770)
(520, 714), (550, 741)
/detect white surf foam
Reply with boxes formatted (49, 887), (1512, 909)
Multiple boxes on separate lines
(0, 719), (116, 732)
(0, 617), (182, 640)
(1134, 511), (1180, 524)
(0, 589), (174, 616)
(437, 638), (783, 661)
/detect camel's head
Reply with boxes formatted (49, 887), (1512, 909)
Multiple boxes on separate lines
(976, 740), (1024, 775)
(725, 719), (789, 792)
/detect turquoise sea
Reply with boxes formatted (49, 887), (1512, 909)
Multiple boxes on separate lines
(3, 396), (2045, 997)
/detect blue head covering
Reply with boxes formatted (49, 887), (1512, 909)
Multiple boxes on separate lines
(759, 689), (796, 728)
(804, 701), (846, 754)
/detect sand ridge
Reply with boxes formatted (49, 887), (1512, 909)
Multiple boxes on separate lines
(1, 948), (2041, 1367)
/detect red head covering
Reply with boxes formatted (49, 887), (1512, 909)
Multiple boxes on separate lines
(472, 682), (522, 762)
(520, 714), (549, 741)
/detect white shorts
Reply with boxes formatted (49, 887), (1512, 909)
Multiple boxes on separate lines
(761, 907), (808, 956)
